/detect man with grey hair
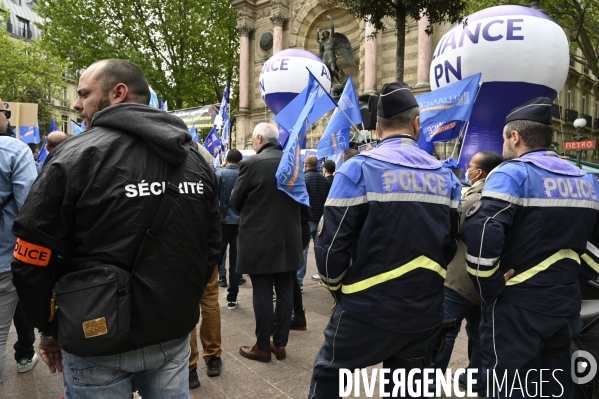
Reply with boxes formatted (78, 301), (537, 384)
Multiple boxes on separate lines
(231, 122), (303, 362)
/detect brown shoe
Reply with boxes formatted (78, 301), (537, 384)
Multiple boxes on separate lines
(239, 344), (271, 363)
(270, 341), (286, 360)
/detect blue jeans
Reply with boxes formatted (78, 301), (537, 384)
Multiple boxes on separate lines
(434, 287), (485, 392)
(62, 335), (190, 399)
(297, 221), (318, 287)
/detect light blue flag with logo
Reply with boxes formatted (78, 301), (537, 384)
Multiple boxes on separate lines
(19, 126), (39, 144)
(317, 76), (362, 158)
(149, 86), (160, 109)
(72, 120), (84, 135)
(203, 126), (222, 155)
(275, 77), (336, 206)
(274, 71), (337, 148)
(160, 100), (168, 112)
(189, 125), (199, 142)
(417, 73), (481, 143)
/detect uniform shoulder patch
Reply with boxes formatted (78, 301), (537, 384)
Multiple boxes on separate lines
(317, 216), (324, 236)
(465, 200), (482, 218)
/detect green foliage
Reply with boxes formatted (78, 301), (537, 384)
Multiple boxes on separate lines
(465, 0), (599, 79)
(333, 0), (468, 81)
(35, 0), (239, 110)
(0, 10), (65, 134)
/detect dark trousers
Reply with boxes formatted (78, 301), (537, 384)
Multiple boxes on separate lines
(220, 223), (240, 301)
(292, 270), (304, 314)
(481, 299), (580, 399)
(249, 272), (293, 352)
(434, 287), (485, 391)
(13, 300), (35, 361)
(309, 303), (440, 398)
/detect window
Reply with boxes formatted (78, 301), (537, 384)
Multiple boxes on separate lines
(61, 87), (68, 108)
(583, 92), (587, 115)
(17, 18), (29, 38)
(567, 86), (573, 109)
(596, 99), (599, 119)
(61, 116), (68, 133)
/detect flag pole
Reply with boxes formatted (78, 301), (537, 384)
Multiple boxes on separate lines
(305, 68), (362, 138)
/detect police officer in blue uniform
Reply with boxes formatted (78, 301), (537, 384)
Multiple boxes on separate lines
(308, 82), (462, 398)
(462, 97), (599, 399)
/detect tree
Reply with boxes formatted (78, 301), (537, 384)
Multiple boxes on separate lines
(334, 0), (468, 81)
(465, 0), (599, 80)
(35, 0), (239, 110)
(0, 11), (66, 135)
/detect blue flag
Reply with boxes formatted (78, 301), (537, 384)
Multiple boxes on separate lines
(275, 78), (336, 206)
(203, 126), (222, 155)
(317, 76), (362, 158)
(149, 86), (160, 109)
(273, 71), (337, 147)
(19, 126), (39, 144)
(417, 73), (481, 143)
(189, 125), (199, 142)
(72, 120), (85, 135)
(38, 138), (49, 162)
(328, 152), (345, 171)
(49, 118), (58, 133)
(217, 82), (230, 149)
(160, 100), (168, 112)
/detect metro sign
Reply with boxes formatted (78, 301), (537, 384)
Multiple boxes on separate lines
(564, 140), (596, 151)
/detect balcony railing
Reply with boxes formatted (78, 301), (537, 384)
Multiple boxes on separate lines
(581, 114), (593, 128)
(552, 104), (562, 119)
(565, 109), (579, 123)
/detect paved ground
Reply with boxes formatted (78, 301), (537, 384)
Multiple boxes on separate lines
(2, 247), (469, 398)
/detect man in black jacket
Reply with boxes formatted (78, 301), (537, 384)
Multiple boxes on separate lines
(231, 122), (302, 363)
(11, 59), (221, 398)
(298, 154), (330, 289)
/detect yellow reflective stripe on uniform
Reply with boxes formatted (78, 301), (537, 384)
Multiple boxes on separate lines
(340, 256), (445, 295)
(582, 254), (599, 274)
(505, 249), (580, 286)
(467, 263), (500, 278)
(320, 281), (342, 291)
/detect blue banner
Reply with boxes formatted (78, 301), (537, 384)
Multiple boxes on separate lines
(149, 86), (160, 109)
(417, 73), (481, 143)
(160, 100), (168, 112)
(317, 76), (362, 158)
(276, 76), (336, 205)
(203, 126), (222, 155)
(19, 126), (39, 144)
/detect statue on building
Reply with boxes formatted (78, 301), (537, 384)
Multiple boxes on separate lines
(317, 14), (356, 91)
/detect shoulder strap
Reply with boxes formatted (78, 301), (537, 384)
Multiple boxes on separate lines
(127, 148), (189, 282)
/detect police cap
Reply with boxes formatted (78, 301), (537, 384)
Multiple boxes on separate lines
(377, 82), (419, 118)
(504, 97), (552, 126)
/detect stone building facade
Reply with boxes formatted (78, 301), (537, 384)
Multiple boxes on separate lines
(232, 1), (599, 166)
(230, 0), (452, 149)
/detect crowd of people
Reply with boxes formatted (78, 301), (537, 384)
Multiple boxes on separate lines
(1, 58), (599, 399)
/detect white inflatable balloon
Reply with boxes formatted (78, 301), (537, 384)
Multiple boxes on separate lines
(428, 5), (569, 168)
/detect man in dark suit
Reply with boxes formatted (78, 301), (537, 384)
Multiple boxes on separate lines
(231, 122), (303, 363)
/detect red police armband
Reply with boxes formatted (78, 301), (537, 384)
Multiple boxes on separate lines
(13, 238), (52, 267)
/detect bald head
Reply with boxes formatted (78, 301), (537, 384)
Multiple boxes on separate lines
(46, 131), (69, 152)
